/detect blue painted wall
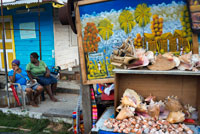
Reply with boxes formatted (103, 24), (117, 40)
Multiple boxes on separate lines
(1, 3), (55, 70)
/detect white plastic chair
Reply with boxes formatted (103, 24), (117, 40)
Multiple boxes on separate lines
(5, 83), (41, 109)
(5, 83), (26, 109)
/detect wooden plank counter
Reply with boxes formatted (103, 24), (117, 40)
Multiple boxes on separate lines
(113, 69), (200, 121)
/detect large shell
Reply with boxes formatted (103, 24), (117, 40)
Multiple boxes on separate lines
(121, 89), (142, 108)
(136, 103), (148, 113)
(148, 55), (176, 71)
(148, 101), (160, 120)
(166, 111), (185, 123)
(165, 96), (183, 112)
(116, 107), (135, 120)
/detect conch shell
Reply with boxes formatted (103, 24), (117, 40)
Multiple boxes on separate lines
(183, 104), (196, 118)
(145, 94), (156, 102)
(148, 100), (160, 120)
(165, 96), (183, 112)
(136, 103), (148, 113)
(179, 52), (192, 64)
(116, 107), (135, 120)
(121, 89), (142, 108)
(167, 111), (185, 123)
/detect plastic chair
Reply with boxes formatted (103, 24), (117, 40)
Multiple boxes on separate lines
(5, 83), (26, 109)
(5, 83), (41, 109)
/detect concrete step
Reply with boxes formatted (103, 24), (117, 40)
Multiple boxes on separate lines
(57, 80), (80, 94)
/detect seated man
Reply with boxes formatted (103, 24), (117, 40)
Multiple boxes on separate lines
(8, 59), (43, 107)
(26, 52), (58, 102)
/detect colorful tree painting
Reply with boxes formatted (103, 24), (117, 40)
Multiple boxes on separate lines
(98, 18), (113, 40)
(134, 3), (151, 27)
(180, 6), (192, 42)
(151, 14), (164, 37)
(83, 22), (101, 53)
(118, 10), (136, 34)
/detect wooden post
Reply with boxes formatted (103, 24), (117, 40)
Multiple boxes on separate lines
(81, 84), (92, 134)
(75, 2), (92, 133)
(192, 33), (199, 54)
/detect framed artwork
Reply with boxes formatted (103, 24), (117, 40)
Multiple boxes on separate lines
(75, 0), (192, 85)
(188, 0), (200, 33)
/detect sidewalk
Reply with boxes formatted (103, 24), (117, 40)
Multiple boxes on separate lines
(0, 93), (79, 124)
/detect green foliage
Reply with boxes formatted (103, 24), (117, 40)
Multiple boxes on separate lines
(134, 3), (151, 27)
(118, 10), (136, 34)
(0, 111), (72, 134)
(98, 18), (113, 40)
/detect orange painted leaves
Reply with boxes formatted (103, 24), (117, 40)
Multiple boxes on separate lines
(83, 22), (101, 53)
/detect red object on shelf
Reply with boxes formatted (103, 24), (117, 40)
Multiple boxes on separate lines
(101, 91), (114, 100)
(184, 119), (195, 123)
(10, 85), (21, 106)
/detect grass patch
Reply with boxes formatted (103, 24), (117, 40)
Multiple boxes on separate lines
(0, 111), (73, 134)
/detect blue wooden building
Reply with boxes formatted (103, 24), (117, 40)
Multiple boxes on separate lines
(0, 0), (67, 71)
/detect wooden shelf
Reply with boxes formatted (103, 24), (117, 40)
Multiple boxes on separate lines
(113, 69), (200, 76)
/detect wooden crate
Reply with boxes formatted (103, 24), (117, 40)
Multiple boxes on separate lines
(114, 69), (200, 121)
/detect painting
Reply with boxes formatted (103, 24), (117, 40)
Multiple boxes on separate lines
(188, 0), (200, 32)
(77, 0), (192, 82)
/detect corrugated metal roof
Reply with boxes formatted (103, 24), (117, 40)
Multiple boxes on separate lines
(1, 0), (67, 6)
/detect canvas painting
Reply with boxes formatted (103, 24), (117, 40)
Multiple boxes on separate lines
(79, 0), (192, 80)
(188, 0), (200, 32)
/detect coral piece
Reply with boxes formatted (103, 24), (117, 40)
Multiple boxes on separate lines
(166, 111), (185, 123)
(148, 55), (176, 71)
(165, 96), (183, 112)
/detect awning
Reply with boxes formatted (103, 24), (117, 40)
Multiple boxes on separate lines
(0, 0), (67, 9)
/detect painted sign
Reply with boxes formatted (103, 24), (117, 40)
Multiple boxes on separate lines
(78, 0), (191, 81)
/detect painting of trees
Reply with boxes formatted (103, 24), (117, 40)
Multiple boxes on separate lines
(118, 10), (136, 34)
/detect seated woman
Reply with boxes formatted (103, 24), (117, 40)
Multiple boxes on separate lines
(8, 59), (43, 107)
(26, 52), (57, 102)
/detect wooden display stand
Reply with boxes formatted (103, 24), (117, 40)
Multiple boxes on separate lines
(114, 69), (200, 121)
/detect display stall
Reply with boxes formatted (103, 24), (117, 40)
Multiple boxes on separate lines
(74, 0), (200, 133)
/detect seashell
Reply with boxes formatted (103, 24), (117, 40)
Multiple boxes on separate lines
(131, 120), (136, 125)
(123, 128), (131, 134)
(148, 101), (160, 120)
(148, 121), (153, 126)
(183, 104), (196, 118)
(120, 89), (142, 108)
(136, 103), (148, 113)
(165, 96), (183, 112)
(113, 127), (119, 132)
(116, 107), (135, 120)
(167, 111), (185, 124)
(144, 128), (150, 134)
(186, 130), (194, 134)
(135, 123), (140, 129)
(145, 94), (156, 102)
(136, 129), (143, 134)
